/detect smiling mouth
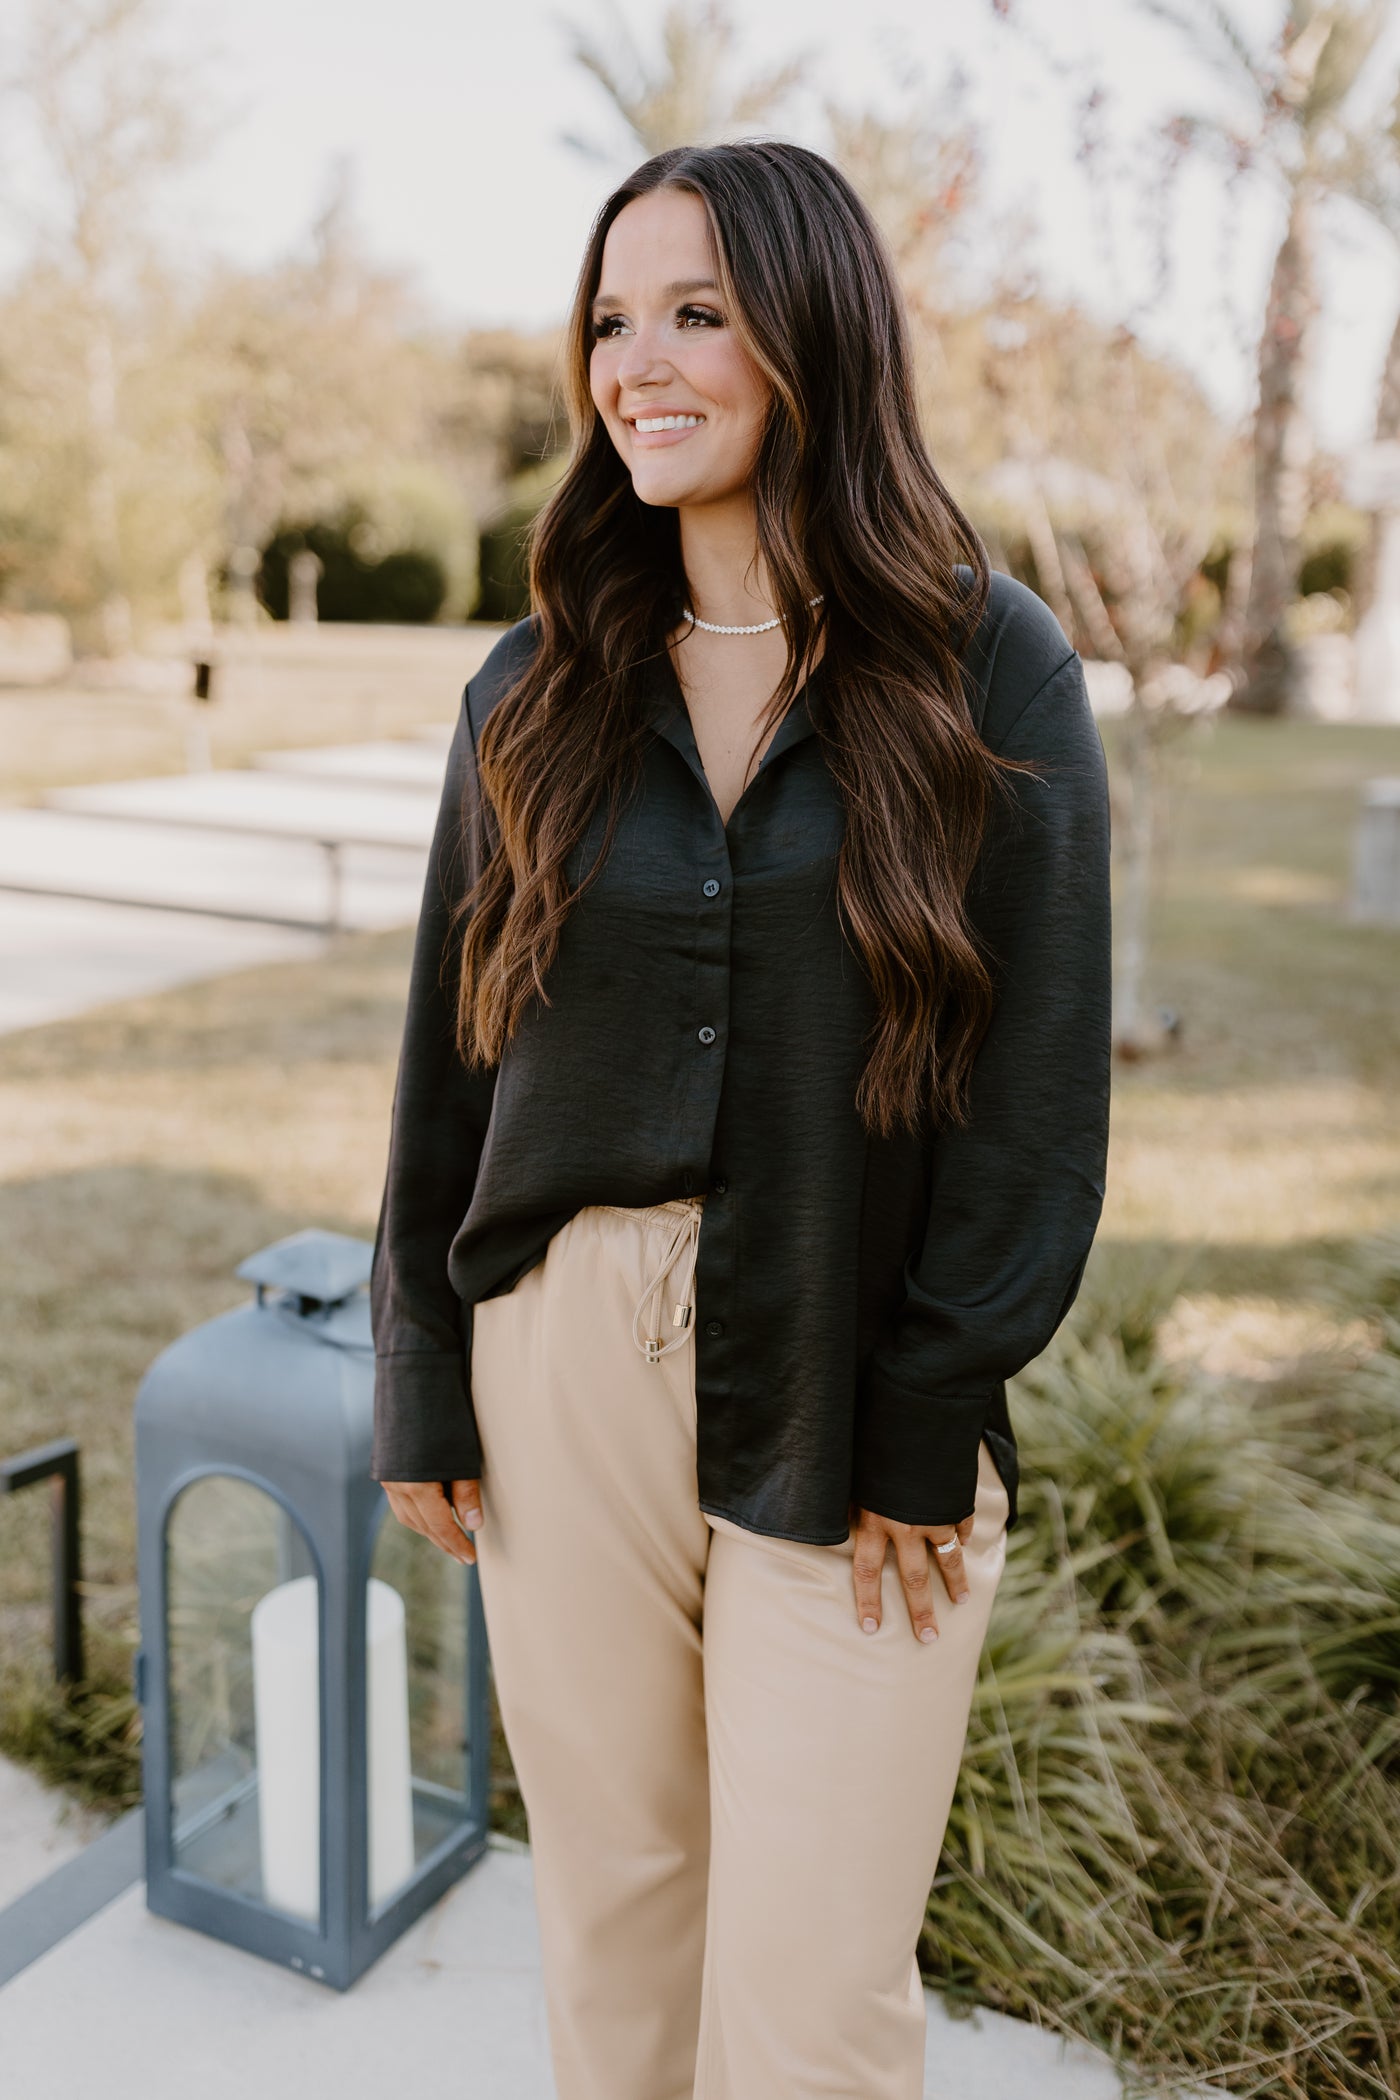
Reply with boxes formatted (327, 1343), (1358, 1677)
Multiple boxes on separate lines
(627, 413), (706, 443)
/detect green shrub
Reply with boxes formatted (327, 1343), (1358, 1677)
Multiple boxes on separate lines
(1296, 543), (1353, 600)
(0, 1642), (142, 1814)
(923, 1242), (1400, 2097)
(257, 507), (447, 624)
(475, 499), (536, 624)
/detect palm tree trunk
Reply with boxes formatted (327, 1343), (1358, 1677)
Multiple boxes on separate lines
(1112, 691), (1158, 1056)
(1233, 186), (1318, 716)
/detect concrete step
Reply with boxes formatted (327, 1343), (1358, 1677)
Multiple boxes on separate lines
(47, 771), (438, 850)
(251, 742), (449, 793)
(0, 809), (425, 932)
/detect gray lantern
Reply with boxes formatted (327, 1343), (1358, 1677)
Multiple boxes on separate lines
(134, 1228), (489, 1989)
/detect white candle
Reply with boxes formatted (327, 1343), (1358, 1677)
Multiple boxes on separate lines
(366, 1577), (416, 1908)
(250, 1575), (416, 1923)
(251, 1576), (319, 1920)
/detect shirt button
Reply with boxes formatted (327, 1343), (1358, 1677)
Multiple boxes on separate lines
(697, 1025), (717, 1044)
(711, 1177), (727, 1194)
(702, 878), (721, 897)
(706, 1318), (724, 1337)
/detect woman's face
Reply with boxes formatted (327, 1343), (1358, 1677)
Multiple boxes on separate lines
(588, 188), (771, 512)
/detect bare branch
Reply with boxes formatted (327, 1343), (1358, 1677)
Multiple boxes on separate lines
(554, 0), (807, 158)
(1136, 0), (1271, 110)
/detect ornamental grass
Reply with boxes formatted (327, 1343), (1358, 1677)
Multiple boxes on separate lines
(925, 1233), (1400, 2099)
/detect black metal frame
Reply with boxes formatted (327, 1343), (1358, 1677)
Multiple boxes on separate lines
(0, 1436), (83, 1684)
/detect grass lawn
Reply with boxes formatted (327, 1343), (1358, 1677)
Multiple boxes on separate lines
(0, 661), (1397, 2087)
(1100, 716), (1400, 1290)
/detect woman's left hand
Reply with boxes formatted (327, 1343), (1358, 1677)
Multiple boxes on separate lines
(849, 1505), (974, 1642)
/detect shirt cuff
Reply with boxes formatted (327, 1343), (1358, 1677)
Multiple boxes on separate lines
(851, 1372), (997, 1528)
(370, 1349), (483, 1483)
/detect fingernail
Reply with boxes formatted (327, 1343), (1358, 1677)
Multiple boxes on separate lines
(920, 1626), (938, 1642)
(464, 1509), (483, 1528)
(862, 1616), (878, 1634)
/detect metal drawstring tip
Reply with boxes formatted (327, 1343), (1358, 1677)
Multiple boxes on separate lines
(644, 1337), (664, 1364)
(672, 1303), (692, 1330)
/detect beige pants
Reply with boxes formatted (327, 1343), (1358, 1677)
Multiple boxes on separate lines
(471, 1197), (1010, 2100)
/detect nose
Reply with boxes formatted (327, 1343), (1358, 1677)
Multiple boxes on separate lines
(614, 320), (672, 392)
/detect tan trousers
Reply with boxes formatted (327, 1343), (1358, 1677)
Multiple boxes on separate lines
(470, 1197), (1010, 2100)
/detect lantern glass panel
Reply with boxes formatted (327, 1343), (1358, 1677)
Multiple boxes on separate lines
(167, 1475), (322, 1925)
(367, 1516), (470, 1911)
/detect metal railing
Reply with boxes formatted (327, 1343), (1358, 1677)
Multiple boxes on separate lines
(0, 1437), (83, 1684)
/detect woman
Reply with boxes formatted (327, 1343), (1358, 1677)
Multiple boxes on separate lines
(371, 140), (1111, 2100)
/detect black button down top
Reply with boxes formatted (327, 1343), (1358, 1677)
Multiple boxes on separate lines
(369, 569), (1113, 1542)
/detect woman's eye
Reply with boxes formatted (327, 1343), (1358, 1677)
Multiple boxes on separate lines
(590, 304), (723, 339)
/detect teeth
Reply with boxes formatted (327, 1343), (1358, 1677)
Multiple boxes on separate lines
(634, 414), (703, 432)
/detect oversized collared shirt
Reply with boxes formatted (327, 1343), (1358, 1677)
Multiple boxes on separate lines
(369, 570), (1112, 1542)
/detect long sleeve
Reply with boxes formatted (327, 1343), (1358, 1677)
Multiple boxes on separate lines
(850, 649), (1112, 1528)
(369, 687), (498, 1483)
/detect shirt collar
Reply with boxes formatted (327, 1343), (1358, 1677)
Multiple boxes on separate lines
(643, 645), (824, 791)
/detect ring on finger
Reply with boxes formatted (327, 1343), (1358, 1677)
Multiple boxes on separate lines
(934, 1537), (961, 1556)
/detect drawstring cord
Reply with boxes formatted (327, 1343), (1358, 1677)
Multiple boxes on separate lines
(630, 1203), (702, 1363)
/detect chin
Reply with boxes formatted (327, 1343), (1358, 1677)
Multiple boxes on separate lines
(632, 474), (703, 508)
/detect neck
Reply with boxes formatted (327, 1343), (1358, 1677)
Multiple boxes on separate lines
(676, 488), (775, 627)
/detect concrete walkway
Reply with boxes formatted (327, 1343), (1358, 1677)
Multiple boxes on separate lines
(0, 732), (452, 1037)
(0, 1755), (102, 1911)
(0, 891), (325, 1034)
(0, 1840), (1131, 2100)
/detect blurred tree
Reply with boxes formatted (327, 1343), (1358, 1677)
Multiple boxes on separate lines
(2, 0), (214, 653)
(0, 165), (560, 632)
(476, 455), (570, 622)
(556, 0), (810, 158)
(441, 326), (567, 525)
(1316, 80), (1400, 620)
(826, 74), (979, 327)
(184, 166), (481, 623)
(1140, 0), (1394, 713)
(825, 65), (983, 463)
(979, 2), (1248, 1056)
(976, 307), (1236, 1057)
(0, 261), (220, 632)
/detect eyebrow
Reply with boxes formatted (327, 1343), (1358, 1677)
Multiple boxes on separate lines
(590, 277), (720, 310)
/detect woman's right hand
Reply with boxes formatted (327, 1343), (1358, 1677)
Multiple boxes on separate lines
(382, 1479), (484, 1565)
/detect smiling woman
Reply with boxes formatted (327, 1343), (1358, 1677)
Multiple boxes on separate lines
(588, 191), (831, 815)
(369, 139), (1111, 2100)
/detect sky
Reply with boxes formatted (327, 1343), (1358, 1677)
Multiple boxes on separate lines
(4, 0), (1400, 454)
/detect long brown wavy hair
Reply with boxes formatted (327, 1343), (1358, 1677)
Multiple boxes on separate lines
(454, 138), (1033, 1141)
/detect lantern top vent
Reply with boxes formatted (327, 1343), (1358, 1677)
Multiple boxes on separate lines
(236, 1229), (374, 1314)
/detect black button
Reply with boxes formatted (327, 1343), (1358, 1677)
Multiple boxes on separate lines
(711, 1177), (727, 1194)
(697, 1025), (717, 1044)
(706, 1318), (724, 1337)
(702, 878), (721, 897)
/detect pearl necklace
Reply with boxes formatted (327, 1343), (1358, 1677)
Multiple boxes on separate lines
(682, 593), (824, 635)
